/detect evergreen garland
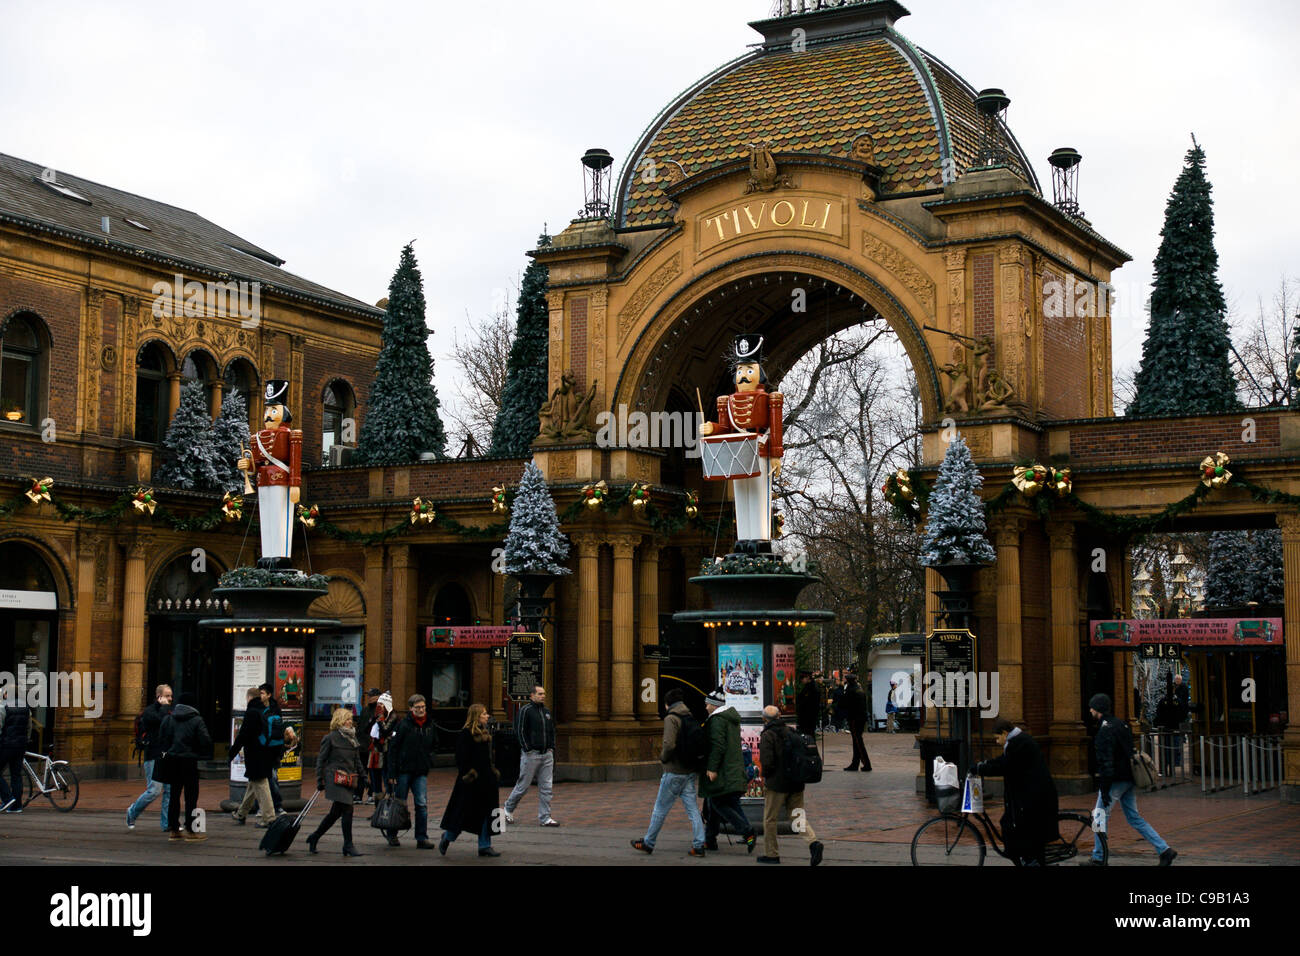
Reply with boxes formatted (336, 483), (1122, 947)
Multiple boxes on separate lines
(1129, 142), (1240, 416)
(354, 243), (448, 465)
(489, 231), (551, 456)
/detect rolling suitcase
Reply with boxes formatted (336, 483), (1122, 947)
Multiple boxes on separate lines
(260, 789), (321, 856)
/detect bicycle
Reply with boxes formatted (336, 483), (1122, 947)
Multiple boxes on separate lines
(20, 751), (80, 812)
(911, 799), (1106, 866)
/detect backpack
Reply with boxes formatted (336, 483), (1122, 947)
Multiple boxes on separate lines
(781, 726), (823, 785)
(673, 711), (709, 772)
(259, 710), (286, 751)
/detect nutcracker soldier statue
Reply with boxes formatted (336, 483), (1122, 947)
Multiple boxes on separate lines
(699, 334), (783, 552)
(237, 380), (303, 569)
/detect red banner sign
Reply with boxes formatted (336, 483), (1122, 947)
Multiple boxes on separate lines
(1089, 618), (1282, 647)
(424, 626), (519, 649)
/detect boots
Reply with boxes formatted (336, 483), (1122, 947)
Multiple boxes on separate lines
(307, 830), (322, 854)
(342, 843), (364, 857)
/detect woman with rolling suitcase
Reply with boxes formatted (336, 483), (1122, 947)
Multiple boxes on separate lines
(306, 706), (365, 857)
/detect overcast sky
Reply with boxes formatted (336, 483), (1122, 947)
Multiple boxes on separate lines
(3, 0), (1296, 420)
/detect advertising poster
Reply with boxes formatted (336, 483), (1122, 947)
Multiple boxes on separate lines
(274, 647), (306, 709)
(717, 642), (763, 713)
(229, 717), (246, 783)
(278, 716), (303, 783)
(311, 631), (362, 718)
(740, 723), (765, 798)
(232, 647), (266, 703)
(772, 644), (796, 715)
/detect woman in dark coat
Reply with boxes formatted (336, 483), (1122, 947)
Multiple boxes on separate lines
(437, 704), (501, 857)
(307, 706), (365, 857)
(973, 718), (1059, 866)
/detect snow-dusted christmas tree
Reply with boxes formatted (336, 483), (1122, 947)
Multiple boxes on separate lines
(920, 436), (996, 567)
(503, 462), (572, 576)
(1206, 528), (1282, 608)
(155, 380), (224, 490)
(211, 388), (250, 493)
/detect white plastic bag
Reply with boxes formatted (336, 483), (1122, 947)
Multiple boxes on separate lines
(932, 755), (959, 789)
(961, 774), (984, 814)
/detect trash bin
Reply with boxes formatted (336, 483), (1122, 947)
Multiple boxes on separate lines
(920, 738), (962, 806)
(493, 727), (520, 787)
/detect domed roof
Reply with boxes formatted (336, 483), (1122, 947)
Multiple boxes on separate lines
(615, 10), (1037, 229)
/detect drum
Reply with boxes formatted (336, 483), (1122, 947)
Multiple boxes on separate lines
(700, 432), (761, 480)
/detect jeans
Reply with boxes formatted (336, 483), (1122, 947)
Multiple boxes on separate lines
(268, 768), (283, 812)
(391, 772), (428, 841)
(704, 791), (753, 844)
(504, 751), (554, 821)
(127, 759), (172, 830)
(1093, 780), (1169, 861)
(643, 771), (705, 849)
(442, 815), (493, 850)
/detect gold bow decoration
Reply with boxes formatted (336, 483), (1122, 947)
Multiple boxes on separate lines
(132, 487), (157, 515)
(221, 491), (243, 522)
(1012, 464), (1049, 497)
(490, 486), (508, 514)
(773, 512), (785, 538)
(882, 468), (915, 503)
(581, 479), (608, 510)
(25, 477), (53, 504)
(684, 490), (699, 519)
(629, 482), (651, 511)
(1200, 452), (1231, 488)
(297, 503), (320, 528)
(1049, 467), (1072, 496)
(410, 497), (436, 524)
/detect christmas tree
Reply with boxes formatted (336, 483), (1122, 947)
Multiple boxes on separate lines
(1129, 141), (1240, 416)
(489, 231), (551, 456)
(920, 436), (995, 567)
(155, 380), (224, 490)
(503, 462), (572, 576)
(354, 243), (448, 465)
(1206, 529), (1282, 608)
(211, 388), (250, 493)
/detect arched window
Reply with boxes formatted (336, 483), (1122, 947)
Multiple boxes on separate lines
(223, 358), (259, 428)
(135, 343), (171, 443)
(0, 313), (46, 426)
(322, 380), (356, 465)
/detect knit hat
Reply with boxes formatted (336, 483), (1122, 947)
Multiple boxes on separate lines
(705, 688), (726, 707)
(377, 692), (393, 712)
(1088, 693), (1112, 714)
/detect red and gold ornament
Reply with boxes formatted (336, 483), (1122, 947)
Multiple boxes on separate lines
(581, 480), (608, 510)
(221, 491), (243, 522)
(25, 477), (53, 504)
(297, 503), (320, 528)
(410, 497), (436, 524)
(1200, 452), (1231, 488)
(132, 487), (157, 515)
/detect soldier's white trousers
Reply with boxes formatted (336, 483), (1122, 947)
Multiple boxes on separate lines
(732, 456), (772, 541)
(258, 485), (294, 561)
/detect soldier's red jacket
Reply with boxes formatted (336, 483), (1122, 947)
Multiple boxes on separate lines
(252, 426), (303, 487)
(709, 387), (783, 459)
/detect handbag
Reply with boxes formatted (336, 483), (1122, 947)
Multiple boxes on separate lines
(370, 793), (412, 832)
(1131, 750), (1157, 790)
(333, 769), (359, 789)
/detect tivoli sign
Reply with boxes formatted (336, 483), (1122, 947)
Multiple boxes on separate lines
(699, 195), (843, 253)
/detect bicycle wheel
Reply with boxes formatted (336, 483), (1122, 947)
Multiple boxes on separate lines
(1049, 811), (1106, 865)
(911, 813), (987, 866)
(45, 762), (79, 812)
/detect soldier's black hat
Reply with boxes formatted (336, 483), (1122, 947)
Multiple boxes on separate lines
(731, 333), (764, 366)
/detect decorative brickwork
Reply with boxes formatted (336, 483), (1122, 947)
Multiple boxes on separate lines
(1067, 414), (1280, 465)
(1040, 269), (1087, 418)
(972, 252), (993, 340)
(570, 296), (588, 394)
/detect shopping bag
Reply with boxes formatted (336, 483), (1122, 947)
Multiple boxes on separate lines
(1091, 806), (1107, 833)
(961, 774), (984, 814)
(932, 755), (959, 789)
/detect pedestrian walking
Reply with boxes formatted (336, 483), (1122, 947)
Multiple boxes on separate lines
(306, 706), (365, 857)
(126, 684), (173, 831)
(757, 705), (824, 865)
(829, 681), (845, 733)
(795, 673), (819, 736)
(360, 691), (396, 803)
(972, 718), (1058, 866)
(385, 694), (438, 849)
(228, 687), (278, 827)
(258, 683), (296, 815)
(700, 688), (757, 853)
(631, 687), (707, 857)
(437, 704), (502, 857)
(0, 697), (31, 813)
(842, 673), (872, 771)
(156, 691), (213, 844)
(1083, 693), (1176, 866)
(503, 685), (559, 827)
(885, 682), (899, 734)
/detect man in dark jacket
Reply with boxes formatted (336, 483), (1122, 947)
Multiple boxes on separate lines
(229, 688), (278, 827)
(158, 692), (213, 842)
(973, 718), (1058, 866)
(504, 685), (559, 827)
(842, 673), (872, 771)
(0, 699), (31, 813)
(758, 705), (824, 865)
(1084, 693), (1176, 866)
(126, 684), (173, 831)
(258, 683), (296, 815)
(795, 673), (820, 736)
(385, 694), (438, 849)
(700, 688), (757, 853)
(631, 688), (706, 856)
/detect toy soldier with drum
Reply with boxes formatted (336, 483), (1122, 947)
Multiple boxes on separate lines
(237, 379), (303, 569)
(698, 334), (783, 551)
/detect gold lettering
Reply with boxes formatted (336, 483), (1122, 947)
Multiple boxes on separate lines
(729, 209), (742, 234)
(742, 202), (766, 230)
(771, 200), (795, 226)
(821, 200), (833, 230)
(799, 199), (820, 228)
(706, 216), (725, 242)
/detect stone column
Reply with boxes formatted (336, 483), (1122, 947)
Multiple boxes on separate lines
(1046, 519), (1087, 781)
(118, 535), (152, 715)
(637, 540), (661, 720)
(166, 372), (182, 422)
(389, 545), (417, 707)
(209, 379), (224, 420)
(363, 546), (385, 697)
(610, 534), (638, 720)
(571, 533), (600, 720)
(1277, 514), (1300, 801)
(991, 514), (1025, 724)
